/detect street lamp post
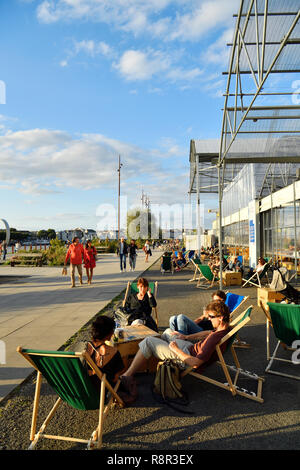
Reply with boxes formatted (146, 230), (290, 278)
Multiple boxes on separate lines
(117, 155), (123, 241)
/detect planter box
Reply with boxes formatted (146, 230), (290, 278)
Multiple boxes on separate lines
(222, 271), (242, 286)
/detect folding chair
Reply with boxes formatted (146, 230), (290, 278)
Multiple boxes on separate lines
(242, 262), (271, 288)
(17, 347), (124, 450)
(225, 292), (249, 318)
(181, 307), (264, 403)
(123, 281), (159, 327)
(189, 258), (202, 282)
(160, 255), (174, 275)
(225, 291), (250, 348)
(261, 302), (300, 380)
(195, 263), (219, 289)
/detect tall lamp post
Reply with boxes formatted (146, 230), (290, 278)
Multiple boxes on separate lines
(117, 155), (123, 241)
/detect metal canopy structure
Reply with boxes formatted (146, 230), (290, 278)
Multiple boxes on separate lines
(189, 1), (300, 287)
(190, 138), (299, 196)
(219, 0), (300, 169)
(216, 0), (300, 287)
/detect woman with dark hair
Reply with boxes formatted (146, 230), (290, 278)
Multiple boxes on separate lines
(125, 277), (158, 332)
(84, 240), (97, 285)
(85, 315), (125, 388)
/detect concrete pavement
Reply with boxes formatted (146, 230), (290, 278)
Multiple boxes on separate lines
(0, 250), (162, 401)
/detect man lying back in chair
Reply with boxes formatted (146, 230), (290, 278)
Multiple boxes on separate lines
(120, 301), (231, 401)
(169, 290), (226, 337)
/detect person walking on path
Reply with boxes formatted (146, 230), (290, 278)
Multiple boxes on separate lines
(128, 239), (138, 271)
(2, 240), (7, 260)
(143, 240), (151, 263)
(117, 237), (128, 272)
(64, 237), (84, 288)
(84, 240), (97, 285)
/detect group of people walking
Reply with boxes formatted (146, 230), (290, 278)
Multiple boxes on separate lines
(116, 238), (139, 273)
(64, 237), (97, 287)
(65, 237), (151, 286)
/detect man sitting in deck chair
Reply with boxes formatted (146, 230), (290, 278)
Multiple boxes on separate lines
(168, 290), (250, 347)
(119, 301), (231, 401)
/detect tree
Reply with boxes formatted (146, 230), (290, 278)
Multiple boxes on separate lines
(127, 207), (160, 241)
(37, 230), (48, 239)
(47, 229), (56, 240)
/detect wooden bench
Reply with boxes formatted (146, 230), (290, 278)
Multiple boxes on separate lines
(96, 247), (110, 254)
(10, 253), (44, 267)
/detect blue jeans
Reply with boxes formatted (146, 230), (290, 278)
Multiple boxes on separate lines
(169, 314), (203, 335)
(120, 254), (126, 271)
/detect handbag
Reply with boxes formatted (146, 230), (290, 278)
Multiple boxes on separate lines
(113, 306), (134, 326)
(61, 267), (67, 276)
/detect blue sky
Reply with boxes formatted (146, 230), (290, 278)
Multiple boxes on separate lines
(0, 0), (241, 232)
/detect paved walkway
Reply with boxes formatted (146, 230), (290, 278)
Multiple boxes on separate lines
(0, 250), (162, 401)
(1, 259), (299, 451)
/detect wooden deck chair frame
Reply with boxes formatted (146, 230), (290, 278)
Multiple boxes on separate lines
(181, 307), (264, 403)
(225, 291), (250, 349)
(17, 347), (124, 450)
(242, 262), (271, 288)
(188, 258), (202, 283)
(123, 281), (159, 328)
(260, 303), (300, 381)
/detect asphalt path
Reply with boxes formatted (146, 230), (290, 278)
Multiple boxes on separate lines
(0, 258), (299, 451)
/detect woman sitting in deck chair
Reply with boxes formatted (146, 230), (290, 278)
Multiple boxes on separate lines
(245, 257), (266, 280)
(174, 252), (187, 271)
(119, 301), (231, 401)
(83, 316), (125, 389)
(124, 277), (158, 332)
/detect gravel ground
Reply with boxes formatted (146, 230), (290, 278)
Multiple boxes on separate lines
(1, 259), (299, 451)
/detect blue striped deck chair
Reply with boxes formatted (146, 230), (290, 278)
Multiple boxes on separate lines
(225, 292), (250, 348)
(181, 306), (264, 403)
(225, 292), (249, 317)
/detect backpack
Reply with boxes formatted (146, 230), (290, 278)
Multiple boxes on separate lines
(152, 360), (193, 414)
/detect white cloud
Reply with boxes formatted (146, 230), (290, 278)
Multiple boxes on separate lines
(114, 49), (171, 81)
(74, 39), (114, 58)
(36, 0), (239, 42)
(114, 48), (204, 83)
(203, 27), (234, 66)
(0, 126), (191, 207)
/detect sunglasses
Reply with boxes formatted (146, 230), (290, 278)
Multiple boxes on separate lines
(208, 314), (221, 319)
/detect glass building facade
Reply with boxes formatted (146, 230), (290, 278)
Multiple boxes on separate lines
(262, 201), (300, 266)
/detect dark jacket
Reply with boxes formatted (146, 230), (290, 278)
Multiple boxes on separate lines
(117, 241), (128, 255)
(125, 292), (158, 332)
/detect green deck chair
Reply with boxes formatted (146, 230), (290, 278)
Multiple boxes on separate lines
(262, 302), (300, 380)
(181, 306), (264, 403)
(195, 263), (219, 289)
(17, 347), (124, 450)
(123, 281), (159, 327)
(160, 255), (174, 275)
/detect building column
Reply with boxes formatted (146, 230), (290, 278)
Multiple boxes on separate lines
(248, 200), (260, 268)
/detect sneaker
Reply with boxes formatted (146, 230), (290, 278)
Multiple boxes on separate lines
(120, 270), (123, 273)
